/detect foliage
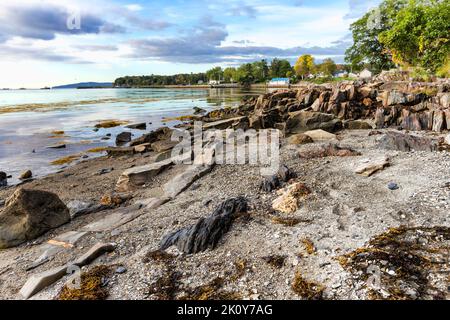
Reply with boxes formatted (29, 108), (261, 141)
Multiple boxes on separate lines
(316, 58), (337, 76)
(114, 73), (207, 87)
(294, 54), (315, 78)
(270, 58), (294, 78)
(206, 67), (224, 82)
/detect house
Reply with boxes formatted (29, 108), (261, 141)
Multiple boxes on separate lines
(268, 78), (290, 86)
(358, 69), (373, 79)
(209, 80), (222, 85)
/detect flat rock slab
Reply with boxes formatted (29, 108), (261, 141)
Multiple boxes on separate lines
(203, 117), (245, 130)
(81, 205), (143, 232)
(163, 164), (213, 199)
(355, 156), (390, 177)
(377, 131), (438, 152)
(72, 242), (115, 266)
(116, 157), (174, 192)
(303, 129), (337, 142)
(134, 197), (170, 209)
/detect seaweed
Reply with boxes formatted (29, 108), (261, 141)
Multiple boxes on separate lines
(338, 226), (450, 300)
(262, 255), (286, 268)
(301, 238), (316, 255)
(143, 250), (175, 263)
(50, 155), (80, 165)
(179, 277), (241, 300)
(57, 265), (111, 300)
(95, 120), (129, 129)
(291, 270), (324, 300)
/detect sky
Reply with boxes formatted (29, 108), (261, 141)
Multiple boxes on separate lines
(0, 0), (380, 88)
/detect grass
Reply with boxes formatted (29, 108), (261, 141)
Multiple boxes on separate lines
(57, 266), (111, 300)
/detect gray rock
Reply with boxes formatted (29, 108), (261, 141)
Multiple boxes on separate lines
(163, 163), (213, 199)
(115, 266), (127, 274)
(98, 168), (114, 175)
(388, 182), (399, 190)
(19, 170), (32, 180)
(72, 242), (116, 266)
(286, 111), (342, 133)
(129, 127), (172, 147)
(0, 171), (7, 187)
(378, 131), (438, 152)
(0, 189), (70, 249)
(160, 197), (248, 254)
(193, 107), (207, 115)
(20, 265), (68, 299)
(66, 200), (108, 219)
(46, 144), (66, 149)
(125, 123), (146, 130)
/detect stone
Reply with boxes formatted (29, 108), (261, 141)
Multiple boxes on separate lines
(66, 200), (107, 219)
(20, 265), (68, 299)
(387, 182), (399, 190)
(355, 156), (390, 177)
(151, 139), (178, 153)
(445, 134), (450, 145)
(299, 143), (361, 159)
(129, 127), (173, 147)
(125, 123), (146, 130)
(272, 182), (310, 214)
(46, 144), (66, 149)
(374, 108), (385, 129)
(286, 111), (342, 133)
(98, 168), (114, 175)
(116, 132), (132, 145)
(377, 131), (438, 152)
(203, 117), (246, 130)
(260, 175), (280, 192)
(287, 133), (314, 145)
(116, 157), (174, 192)
(193, 107), (207, 115)
(278, 165), (296, 182)
(106, 147), (135, 157)
(100, 193), (132, 206)
(163, 163), (213, 199)
(133, 143), (151, 153)
(345, 120), (373, 130)
(0, 189), (70, 249)
(134, 197), (170, 209)
(72, 242), (116, 266)
(432, 110), (445, 132)
(115, 266), (127, 274)
(160, 197), (248, 254)
(82, 204), (143, 232)
(0, 171), (7, 187)
(19, 170), (32, 180)
(303, 129), (337, 142)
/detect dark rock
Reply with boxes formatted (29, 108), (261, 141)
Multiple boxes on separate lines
(125, 123), (146, 130)
(160, 197), (248, 254)
(378, 131), (438, 152)
(106, 147), (135, 157)
(19, 170), (32, 180)
(345, 120), (373, 130)
(193, 107), (207, 115)
(278, 165), (296, 182)
(47, 144), (66, 149)
(66, 200), (109, 219)
(0, 199), (4, 207)
(151, 139), (178, 153)
(286, 111), (342, 133)
(0, 189), (70, 248)
(130, 127), (173, 147)
(116, 132), (132, 145)
(387, 182), (399, 190)
(260, 175), (280, 192)
(0, 171), (7, 187)
(98, 168), (114, 175)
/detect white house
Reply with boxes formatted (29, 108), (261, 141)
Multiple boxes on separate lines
(358, 69), (373, 79)
(268, 78), (290, 86)
(209, 79), (222, 85)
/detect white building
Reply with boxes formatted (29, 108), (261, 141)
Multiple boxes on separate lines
(209, 80), (222, 85)
(268, 78), (290, 86)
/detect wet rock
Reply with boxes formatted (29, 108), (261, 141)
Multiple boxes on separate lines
(287, 133), (313, 145)
(160, 197), (248, 254)
(299, 143), (361, 159)
(377, 131), (438, 152)
(0, 171), (7, 187)
(0, 189), (70, 249)
(19, 170), (32, 180)
(125, 123), (146, 130)
(116, 132), (132, 145)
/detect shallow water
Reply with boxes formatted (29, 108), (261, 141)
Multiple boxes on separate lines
(0, 88), (266, 184)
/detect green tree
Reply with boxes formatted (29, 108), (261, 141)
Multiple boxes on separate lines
(294, 54), (315, 79)
(223, 67), (238, 83)
(236, 63), (254, 85)
(252, 59), (270, 83)
(206, 67), (223, 82)
(270, 58), (293, 78)
(317, 58), (337, 76)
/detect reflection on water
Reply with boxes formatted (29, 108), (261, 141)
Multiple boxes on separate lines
(0, 88), (267, 184)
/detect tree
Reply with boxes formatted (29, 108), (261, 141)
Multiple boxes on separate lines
(223, 67), (238, 83)
(206, 67), (223, 82)
(378, 0), (450, 72)
(317, 58), (337, 76)
(270, 58), (293, 78)
(294, 54), (315, 79)
(345, 0), (406, 72)
(252, 59), (269, 83)
(235, 63), (254, 85)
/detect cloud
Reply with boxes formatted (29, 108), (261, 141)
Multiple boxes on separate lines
(126, 19), (348, 64)
(344, 0), (380, 19)
(0, 43), (88, 63)
(111, 6), (172, 31)
(0, 2), (125, 43)
(125, 4), (143, 12)
(73, 44), (118, 51)
(229, 3), (258, 18)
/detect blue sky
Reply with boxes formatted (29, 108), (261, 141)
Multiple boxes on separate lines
(0, 0), (380, 88)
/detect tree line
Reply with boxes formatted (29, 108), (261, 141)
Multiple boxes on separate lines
(346, 0), (449, 77)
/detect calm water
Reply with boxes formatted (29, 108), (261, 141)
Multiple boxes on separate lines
(0, 88), (266, 184)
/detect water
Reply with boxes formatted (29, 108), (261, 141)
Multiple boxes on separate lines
(0, 88), (266, 184)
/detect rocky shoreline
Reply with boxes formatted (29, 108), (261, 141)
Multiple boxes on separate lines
(0, 77), (449, 300)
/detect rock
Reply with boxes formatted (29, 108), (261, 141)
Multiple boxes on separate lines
(278, 165), (296, 182)
(287, 133), (313, 145)
(133, 143), (151, 153)
(299, 143), (361, 159)
(377, 131), (438, 152)
(116, 157), (174, 192)
(72, 242), (116, 266)
(130, 127), (172, 147)
(286, 111), (342, 133)
(355, 156), (390, 177)
(0, 199), (4, 207)
(0, 171), (7, 187)
(46, 144), (66, 149)
(193, 107), (207, 115)
(387, 182), (399, 190)
(66, 200), (108, 219)
(432, 110), (445, 132)
(19, 170), (32, 180)
(106, 147), (135, 157)
(160, 197), (248, 254)
(163, 163), (213, 199)
(272, 182), (310, 214)
(20, 265), (68, 299)
(260, 175), (280, 192)
(98, 168), (114, 175)
(0, 189), (70, 249)
(116, 132), (132, 145)
(445, 134), (450, 145)
(134, 197), (170, 209)
(151, 139), (178, 153)
(345, 120), (373, 130)
(115, 266), (127, 274)
(203, 117), (246, 130)
(82, 205), (143, 232)
(125, 123), (146, 130)
(303, 129), (337, 142)
(374, 108), (385, 129)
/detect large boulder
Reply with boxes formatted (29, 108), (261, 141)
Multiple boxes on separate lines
(129, 127), (173, 147)
(377, 131), (438, 152)
(0, 189), (70, 249)
(286, 111), (342, 133)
